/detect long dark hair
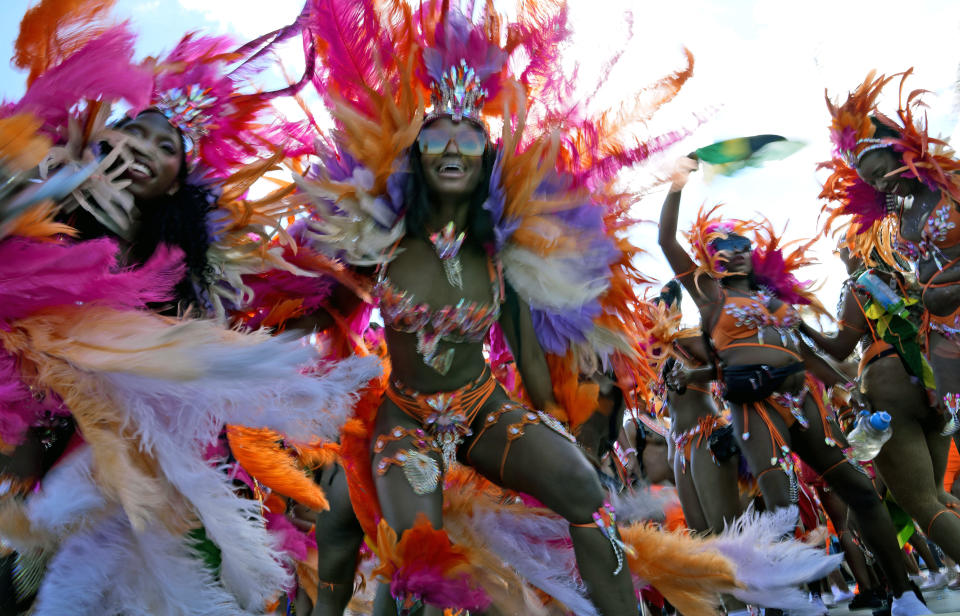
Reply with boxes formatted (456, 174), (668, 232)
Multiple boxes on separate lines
(115, 111), (215, 310)
(402, 136), (497, 250)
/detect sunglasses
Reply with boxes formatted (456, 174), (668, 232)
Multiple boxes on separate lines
(710, 235), (752, 254)
(417, 127), (486, 157)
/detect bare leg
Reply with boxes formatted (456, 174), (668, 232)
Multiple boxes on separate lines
(829, 569), (850, 593)
(866, 356), (960, 563)
(312, 463), (364, 616)
(464, 389), (637, 616)
(728, 403), (794, 509)
(673, 444), (709, 532)
(903, 548), (921, 576)
(690, 439), (741, 533)
(789, 396), (911, 596)
(371, 401), (445, 616)
(819, 488), (878, 593)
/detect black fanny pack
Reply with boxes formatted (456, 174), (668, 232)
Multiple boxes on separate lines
(720, 362), (805, 404)
(707, 423), (739, 462)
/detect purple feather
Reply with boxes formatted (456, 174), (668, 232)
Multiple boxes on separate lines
(531, 302), (601, 354)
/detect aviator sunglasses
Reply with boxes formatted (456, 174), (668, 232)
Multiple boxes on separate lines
(417, 126), (486, 157)
(710, 234), (752, 254)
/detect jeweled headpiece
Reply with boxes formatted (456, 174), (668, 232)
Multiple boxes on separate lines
(419, 8), (507, 126)
(147, 27), (314, 176)
(428, 59), (487, 122)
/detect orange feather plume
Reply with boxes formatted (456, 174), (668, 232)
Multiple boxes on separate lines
(0, 113), (51, 171)
(878, 71), (960, 203)
(683, 203), (758, 291)
(2, 202), (76, 241)
(226, 425), (330, 512)
(825, 70), (894, 165)
(13, 0), (117, 86)
(620, 523), (739, 616)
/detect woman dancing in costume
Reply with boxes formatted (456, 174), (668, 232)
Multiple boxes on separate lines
(0, 3), (377, 613)
(815, 68), (960, 573)
(800, 243), (960, 565)
(658, 157), (930, 615)
(287, 1), (774, 614)
(650, 281), (743, 536)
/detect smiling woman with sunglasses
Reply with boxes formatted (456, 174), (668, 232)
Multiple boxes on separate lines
(289, 2), (766, 614)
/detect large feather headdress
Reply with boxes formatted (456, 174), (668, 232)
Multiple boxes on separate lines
(685, 204), (826, 314)
(820, 70), (960, 265)
(297, 0), (697, 422)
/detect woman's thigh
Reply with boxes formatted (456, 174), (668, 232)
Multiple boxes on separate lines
(462, 389), (605, 524)
(690, 442), (741, 533)
(674, 448), (709, 533)
(371, 400), (444, 531)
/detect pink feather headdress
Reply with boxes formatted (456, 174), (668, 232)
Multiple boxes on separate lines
(7, 0), (316, 177)
(145, 29), (315, 176)
(685, 204), (825, 313)
(819, 69), (960, 267)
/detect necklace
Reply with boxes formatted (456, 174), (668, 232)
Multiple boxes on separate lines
(429, 221), (466, 289)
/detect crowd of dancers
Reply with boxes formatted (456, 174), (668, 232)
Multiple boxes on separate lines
(2, 0), (960, 615)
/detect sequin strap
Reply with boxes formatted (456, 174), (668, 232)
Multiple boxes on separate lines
(385, 369), (496, 469)
(943, 393), (960, 436)
(374, 427), (443, 495)
(570, 501), (636, 575)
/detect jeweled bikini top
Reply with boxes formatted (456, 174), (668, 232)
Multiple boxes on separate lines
(711, 289), (800, 351)
(896, 197), (960, 267)
(373, 252), (503, 375)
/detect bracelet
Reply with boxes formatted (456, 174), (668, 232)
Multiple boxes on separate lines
(836, 381), (857, 393)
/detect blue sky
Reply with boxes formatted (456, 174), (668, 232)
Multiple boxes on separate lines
(3, 0), (960, 324)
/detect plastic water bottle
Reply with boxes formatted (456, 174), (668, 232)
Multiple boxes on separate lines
(846, 410), (893, 462)
(856, 270), (907, 317)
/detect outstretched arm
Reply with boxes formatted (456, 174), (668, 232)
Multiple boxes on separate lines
(798, 339), (853, 388)
(657, 157), (719, 306)
(799, 286), (866, 361)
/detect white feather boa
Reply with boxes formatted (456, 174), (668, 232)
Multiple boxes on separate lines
(32, 512), (262, 616)
(703, 506), (844, 613)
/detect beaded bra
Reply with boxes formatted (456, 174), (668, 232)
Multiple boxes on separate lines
(712, 289), (801, 351)
(896, 198), (960, 267)
(374, 256), (503, 375)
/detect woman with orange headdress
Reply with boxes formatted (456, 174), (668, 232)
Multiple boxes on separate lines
(812, 68), (960, 585)
(658, 156), (930, 615)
